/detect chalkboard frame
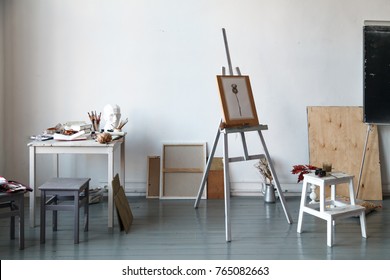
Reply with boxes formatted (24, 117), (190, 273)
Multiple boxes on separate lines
(363, 22), (390, 125)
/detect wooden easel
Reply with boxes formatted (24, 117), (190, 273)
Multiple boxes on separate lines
(194, 29), (293, 242)
(356, 123), (374, 198)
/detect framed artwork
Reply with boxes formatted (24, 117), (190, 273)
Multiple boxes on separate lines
(216, 75), (259, 128)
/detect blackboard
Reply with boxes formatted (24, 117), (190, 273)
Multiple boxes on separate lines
(363, 25), (390, 124)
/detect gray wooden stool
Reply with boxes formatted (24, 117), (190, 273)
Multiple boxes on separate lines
(39, 178), (90, 244)
(0, 191), (25, 249)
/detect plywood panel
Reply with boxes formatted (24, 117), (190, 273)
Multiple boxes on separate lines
(161, 143), (207, 199)
(112, 173), (133, 233)
(307, 106), (382, 200)
(146, 156), (160, 198)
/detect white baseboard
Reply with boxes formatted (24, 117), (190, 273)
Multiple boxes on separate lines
(229, 182), (302, 197)
(119, 181), (302, 197)
(103, 181), (390, 198)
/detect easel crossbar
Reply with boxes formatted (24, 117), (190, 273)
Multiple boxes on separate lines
(229, 154), (265, 163)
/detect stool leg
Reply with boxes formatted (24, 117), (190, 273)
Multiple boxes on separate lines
(330, 184), (336, 201)
(360, 211), (367, 238)
(297, 181), (308, 233)
(53, 196), (58, 231)
(40, 191), (46, 244)
(84, 184), (89, 232)
(19, 194), (24, 250)
(348, 179), (356, 205)
(10, 214), (15, 240)
(74, 191), (80, 244)
(327, 218), (333, 247)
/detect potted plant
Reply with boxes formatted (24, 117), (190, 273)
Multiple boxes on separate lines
(254, 158), (276, 203)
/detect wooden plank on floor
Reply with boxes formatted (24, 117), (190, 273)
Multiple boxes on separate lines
(112, 173), (133, 233)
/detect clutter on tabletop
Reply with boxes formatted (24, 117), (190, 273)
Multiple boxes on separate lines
(87, 111), (101, 132)
(63, 121), (93, 133)
(30, 123), (62, 141)
(30, 122), (90, 142)
(0, 176), (32, 193)
(30, 135), (53, 141)
(29, 104), (128, 143)
(116, 117), (128, 131)
(53, 129), (89, 141)
(44, 123), (63, 134)
(52, 121), (91, 141)
(103, 104), (121, 131)
(96, 132), (112, 144)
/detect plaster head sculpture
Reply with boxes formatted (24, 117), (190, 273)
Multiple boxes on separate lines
(103, 104), (121, 131)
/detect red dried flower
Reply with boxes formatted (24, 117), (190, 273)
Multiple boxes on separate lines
(291, 164), (318, 183)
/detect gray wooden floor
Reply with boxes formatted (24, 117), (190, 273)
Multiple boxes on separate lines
(0, 195), (389, 260)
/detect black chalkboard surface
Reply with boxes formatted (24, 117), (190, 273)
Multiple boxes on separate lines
(364, 25), (390, 124)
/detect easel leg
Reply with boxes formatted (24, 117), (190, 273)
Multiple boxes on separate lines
(257, 130), (293, 224)
(223, 132), (232, 242)
(356, 124), (372, 199)
(194, 126), (221, 208)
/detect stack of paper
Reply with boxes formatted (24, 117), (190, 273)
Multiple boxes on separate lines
(53, 130), (87, 141)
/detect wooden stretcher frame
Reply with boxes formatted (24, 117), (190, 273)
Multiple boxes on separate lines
(160, 143), (207, 199)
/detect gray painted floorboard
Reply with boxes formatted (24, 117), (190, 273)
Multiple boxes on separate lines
(0, 196), (389, 260)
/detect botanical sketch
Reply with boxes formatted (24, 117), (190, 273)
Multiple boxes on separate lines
(217, 75), (259, 127)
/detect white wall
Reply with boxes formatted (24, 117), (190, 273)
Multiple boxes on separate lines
(2, 0), (390, 195)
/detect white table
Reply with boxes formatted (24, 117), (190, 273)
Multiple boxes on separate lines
(297, 172), (367, 247)
(28, 136), (125, 228)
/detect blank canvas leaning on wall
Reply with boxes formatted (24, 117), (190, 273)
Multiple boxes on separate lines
(160, 143), (207, 199)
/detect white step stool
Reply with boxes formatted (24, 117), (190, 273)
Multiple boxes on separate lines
(297, 172), (367, 247)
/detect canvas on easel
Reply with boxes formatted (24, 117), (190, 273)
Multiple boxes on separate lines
(217, 75), (259, 128)
(112, 173), (133, 233)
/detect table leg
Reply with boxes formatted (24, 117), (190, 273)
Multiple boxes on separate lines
(108, 149), (114, 228)
(55, 154), (59, 177)
(121, 138), (126, 192)
(29, 146), (36, 228)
